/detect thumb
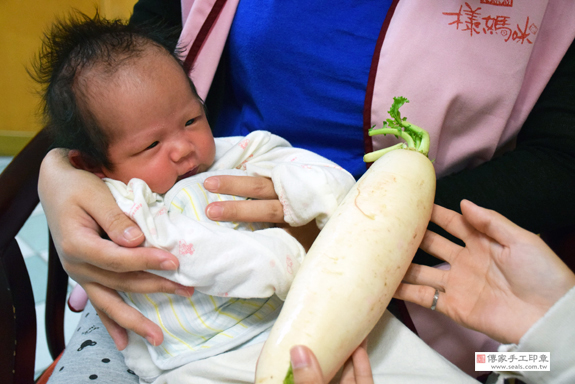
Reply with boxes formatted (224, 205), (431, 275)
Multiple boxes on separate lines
(84, 186), (145, 247)
(290, 345), (325, 384)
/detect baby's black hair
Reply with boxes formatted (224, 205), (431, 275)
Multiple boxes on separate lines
(31, 11), (200, 169)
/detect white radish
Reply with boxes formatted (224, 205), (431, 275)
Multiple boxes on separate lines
(255, 97), (436, 383)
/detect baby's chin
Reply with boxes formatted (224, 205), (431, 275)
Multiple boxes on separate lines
(154, 175), (191, 194)
(147, 179), (176, 195)
(149, 166), (204, 194)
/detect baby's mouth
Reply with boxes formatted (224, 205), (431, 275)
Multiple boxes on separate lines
(178, 167), (199, 181)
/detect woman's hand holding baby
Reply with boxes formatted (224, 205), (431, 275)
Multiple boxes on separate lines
(204, 175), (320, 251)
(38, 149), (194, 349)
(204, 175), (286, 223)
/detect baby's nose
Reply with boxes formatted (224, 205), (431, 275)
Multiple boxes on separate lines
(171, 139), (194, 162)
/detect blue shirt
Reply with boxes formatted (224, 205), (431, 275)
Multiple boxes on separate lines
(212, 0), (392, 178)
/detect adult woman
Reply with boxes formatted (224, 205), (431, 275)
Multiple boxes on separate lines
(41, 1), (575, 382)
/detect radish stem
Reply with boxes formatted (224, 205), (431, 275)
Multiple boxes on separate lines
(363, 143), (406, 163)
(369, 128), (415, 148)
(363, 97), (430, 162)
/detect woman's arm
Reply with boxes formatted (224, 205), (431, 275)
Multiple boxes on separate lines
(38, 149), (194, 349)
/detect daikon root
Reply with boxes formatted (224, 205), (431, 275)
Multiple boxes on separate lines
(255, 97), (435, 383)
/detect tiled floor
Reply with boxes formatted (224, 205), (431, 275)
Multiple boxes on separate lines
(1, 157), (83, 378)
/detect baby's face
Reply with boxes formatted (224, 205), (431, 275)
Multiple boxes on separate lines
(87, 51), (215, 194)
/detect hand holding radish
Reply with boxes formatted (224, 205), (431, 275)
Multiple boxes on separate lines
(289, 342), (373, 384)
(395, 200), (575, 345)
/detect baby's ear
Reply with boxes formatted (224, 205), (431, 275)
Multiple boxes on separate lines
(68, 150), (106, 179)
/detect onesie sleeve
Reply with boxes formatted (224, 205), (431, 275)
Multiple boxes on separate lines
(269, 159), (355, 229)
(233, 132), (356, 229)
(106, 178), (305, 300)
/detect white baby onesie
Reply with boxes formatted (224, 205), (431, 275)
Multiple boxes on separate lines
(106, 131), (355, 380)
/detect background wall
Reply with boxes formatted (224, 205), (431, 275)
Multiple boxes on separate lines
(0, 0), (138, 156)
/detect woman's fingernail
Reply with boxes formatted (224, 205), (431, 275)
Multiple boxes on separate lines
(204, 177), (219, 191)
(290, 346), (311, 369)
(206, 204), (224, 219)
(146, 335), (159, 347)
(124, 226), (143, 241)
(160, 260), (178, 270)
(175, 287), (195, 297)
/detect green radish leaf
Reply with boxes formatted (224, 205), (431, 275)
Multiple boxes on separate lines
(388, 96), (409, 122)
(284, 364), (294, 384)
(364, 96), (430, 162)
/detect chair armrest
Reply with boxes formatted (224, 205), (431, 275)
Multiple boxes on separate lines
(0, 128), (67, 383)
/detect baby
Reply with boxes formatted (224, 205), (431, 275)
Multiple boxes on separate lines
(34, 13), (355, 382)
